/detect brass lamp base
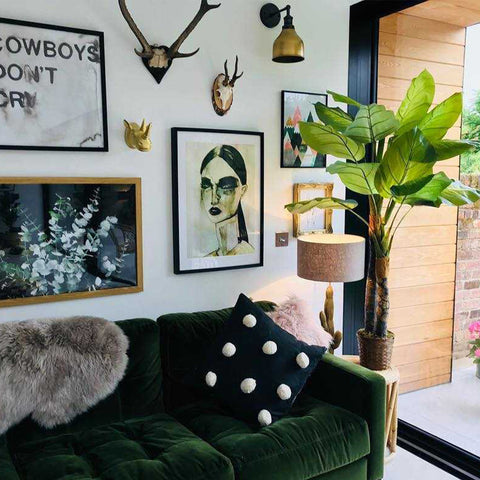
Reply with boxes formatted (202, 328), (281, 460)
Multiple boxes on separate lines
(320, 283), (342, 354)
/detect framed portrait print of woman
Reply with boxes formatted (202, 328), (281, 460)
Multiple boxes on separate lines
(172, 128), (264, 274)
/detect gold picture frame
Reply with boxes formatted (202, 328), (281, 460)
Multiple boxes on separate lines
(0, 177), (143, 307)
(293, 183), (334, 237)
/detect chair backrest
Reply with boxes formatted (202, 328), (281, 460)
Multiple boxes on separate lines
(7, 318), (163, 447)
(157, 301), (276, 411)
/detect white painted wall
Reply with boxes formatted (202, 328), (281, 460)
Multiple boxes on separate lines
(0, 0), (354, 343)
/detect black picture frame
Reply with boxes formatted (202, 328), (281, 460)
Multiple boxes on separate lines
(0, 17), (108, 152)
(172, 127), (264, 274)
(281, 90), (328, 168)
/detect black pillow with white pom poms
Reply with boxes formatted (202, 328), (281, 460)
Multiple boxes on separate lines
(189, 294), (326, 426)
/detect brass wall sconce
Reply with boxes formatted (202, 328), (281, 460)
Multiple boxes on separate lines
(260, 3), (304, 63)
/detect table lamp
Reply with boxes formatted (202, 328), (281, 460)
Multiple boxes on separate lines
(297, 233), (366, 353)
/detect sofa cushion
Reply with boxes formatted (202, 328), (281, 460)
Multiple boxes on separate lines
(173, 394), (370, 480)
(187, 294), (326, 426)
(158, 300), (276, 411)
(7, 318), (163, 448)
(10, 413), (233, 480)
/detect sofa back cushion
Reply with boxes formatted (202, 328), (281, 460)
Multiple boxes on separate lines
(157, 301), (276, 411)
(7, 318), (163, 447)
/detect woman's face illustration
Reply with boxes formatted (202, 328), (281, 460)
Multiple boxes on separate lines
(201, 156), (247, 224)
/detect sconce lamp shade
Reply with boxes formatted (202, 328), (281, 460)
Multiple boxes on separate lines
(260, 3), (305, 63)
(273, 28), (304, 63)
(297, 234), (366, 283)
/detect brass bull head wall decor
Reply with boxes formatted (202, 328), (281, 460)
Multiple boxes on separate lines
(124, 119), (152, 152)
(212, 56), (244, 116)
(118, 0), (221, 84)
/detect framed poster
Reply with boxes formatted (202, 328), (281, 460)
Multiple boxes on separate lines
(0, 178), (142, 307)
(172, 128), (264, 274)
(281, 90), (327, 168)
(0, 18), (108, 151)
(293, 183), (333, 237)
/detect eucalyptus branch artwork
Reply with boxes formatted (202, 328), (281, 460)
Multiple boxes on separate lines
(0, 179), (142, 307)
(286, 70), (480, 351)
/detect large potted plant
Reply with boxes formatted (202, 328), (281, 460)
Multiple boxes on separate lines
(286, 70), (480, 370)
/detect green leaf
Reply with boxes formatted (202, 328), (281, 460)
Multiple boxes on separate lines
(285, 197), (358, 214)
(374, 130), (436, 198)
(437, 180), (480, 206)
(315, 102), (353, 132)
(419, 92), (463, 141)
(391, 174), (435, 197)
(327, 90), (362, 108)
(396, 69), (435, 136)
(327, 161), (378, 195)
(344, 104), (399, 143)
(402, 172), (453, 207)
(431, 139), (475, 161)
(299, 122), (365, 161)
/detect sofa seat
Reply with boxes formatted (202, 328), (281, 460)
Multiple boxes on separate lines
(10, 413), (234, 480)
(172, 394), (370, 480)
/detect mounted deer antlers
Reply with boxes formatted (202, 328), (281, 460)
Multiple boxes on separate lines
(212, 56), (244, 116)
(118, 0), (221, 84)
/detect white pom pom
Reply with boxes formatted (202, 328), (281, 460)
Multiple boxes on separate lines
(222, 342), (236, 357)
(296, 352), (310, 369)
(205, 371), (217, 387)
(277, 384), (292, 400)
(258, 409), (272, 426)
(240, 378), (256, 394)
(242, 314), (257, 328)
(262, 341), (277, 355)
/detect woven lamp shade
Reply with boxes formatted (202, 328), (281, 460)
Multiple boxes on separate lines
(297, 234), (365, 283)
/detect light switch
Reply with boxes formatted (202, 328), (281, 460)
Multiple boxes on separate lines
(275, 232), (289, 247)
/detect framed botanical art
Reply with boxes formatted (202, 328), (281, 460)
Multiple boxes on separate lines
(0, 178), (142, 307)
(281, 90), (327, 168)
(172, 128), (264, 274)
(0, 18), (108, 151)
(293, 183), (333, 237)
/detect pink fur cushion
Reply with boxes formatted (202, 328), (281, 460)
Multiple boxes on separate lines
(267, 296), (332, 348)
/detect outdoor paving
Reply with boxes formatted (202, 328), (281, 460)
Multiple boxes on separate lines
(398, 364), (480, 457)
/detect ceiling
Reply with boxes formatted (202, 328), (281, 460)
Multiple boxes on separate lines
(403, 0), (480, 27)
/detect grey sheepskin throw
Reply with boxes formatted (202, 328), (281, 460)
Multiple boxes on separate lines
(0, 316), (129, 435)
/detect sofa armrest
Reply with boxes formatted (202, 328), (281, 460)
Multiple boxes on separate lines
(0, 436), (19, 480)
(305, 354), (386, 480)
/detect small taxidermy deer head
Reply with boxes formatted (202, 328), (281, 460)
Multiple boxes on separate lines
(119, 0), (221, 84)
(212, 56), (244, 116)
(124, 119), (152, 152)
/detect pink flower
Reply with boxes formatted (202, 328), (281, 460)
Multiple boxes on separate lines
(475, 349), (480, 358)
(468, 321), (480, 339)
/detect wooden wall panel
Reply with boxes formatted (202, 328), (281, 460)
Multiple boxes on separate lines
(378, 9), (466, 394)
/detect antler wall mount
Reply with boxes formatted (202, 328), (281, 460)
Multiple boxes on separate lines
(118, 0), (221, 84)
(212, 56), (244, 116)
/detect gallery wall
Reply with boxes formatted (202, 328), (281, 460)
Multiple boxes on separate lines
(0, 0), (354, 339)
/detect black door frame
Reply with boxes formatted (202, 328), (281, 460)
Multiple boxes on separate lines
(345, 2), (480, 479)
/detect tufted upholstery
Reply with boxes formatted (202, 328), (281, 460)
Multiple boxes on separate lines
(11, 413), (233, 480)
(173, 394), (370, 480)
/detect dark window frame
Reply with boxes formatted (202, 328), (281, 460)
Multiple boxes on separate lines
(345, 2), (480, 479)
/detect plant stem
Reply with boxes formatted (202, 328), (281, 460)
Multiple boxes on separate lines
(374, 256), (390, 338)
(364, 234), (377, 334)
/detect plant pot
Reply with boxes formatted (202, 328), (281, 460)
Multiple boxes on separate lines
(476, 363), (480, 380)
(357, 329), (395, 371)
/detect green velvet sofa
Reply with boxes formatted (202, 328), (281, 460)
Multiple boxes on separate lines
(0, 302), (386, 480)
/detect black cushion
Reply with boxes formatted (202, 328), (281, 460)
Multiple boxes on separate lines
(189, 294), (326, 426)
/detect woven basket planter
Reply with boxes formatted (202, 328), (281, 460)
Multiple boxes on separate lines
(357, 329), (395, 371)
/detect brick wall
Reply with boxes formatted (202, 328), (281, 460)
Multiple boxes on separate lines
(454, 174), (480, 359)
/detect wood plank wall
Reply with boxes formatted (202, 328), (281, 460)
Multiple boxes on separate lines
(377, 12), (466, 394)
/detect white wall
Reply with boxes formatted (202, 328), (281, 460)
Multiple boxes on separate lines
(0, 0), (353, 341)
